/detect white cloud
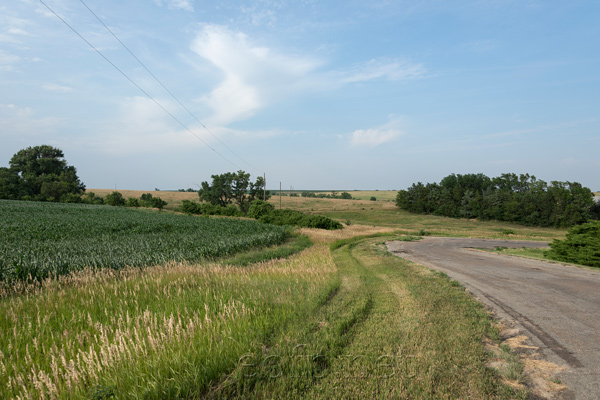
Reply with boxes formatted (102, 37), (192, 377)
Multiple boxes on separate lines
(153, 0), (194, 12)
(0, 103), (61, 138)
(0, 49), (20, 70)
(190, 24), (322, 126)
(42, 83), (73, 93)
(91, 96), (212, 155)
(341, 58), (425, 83)
(350, 116), (405, 147)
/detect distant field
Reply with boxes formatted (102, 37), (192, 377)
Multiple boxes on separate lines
(88, 189), (198, 210)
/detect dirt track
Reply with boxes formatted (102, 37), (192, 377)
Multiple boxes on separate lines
(386, 237), (600, 400)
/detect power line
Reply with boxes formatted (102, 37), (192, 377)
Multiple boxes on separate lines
(39, 0), (242, 171)
(78, 0), (263, 176)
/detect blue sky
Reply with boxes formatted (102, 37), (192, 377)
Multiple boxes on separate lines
(1, 0), (599, 191)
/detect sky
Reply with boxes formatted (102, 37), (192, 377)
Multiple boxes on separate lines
(1, 0), (599, 191)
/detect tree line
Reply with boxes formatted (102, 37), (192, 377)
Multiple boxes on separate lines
(395, 173), (598, 228)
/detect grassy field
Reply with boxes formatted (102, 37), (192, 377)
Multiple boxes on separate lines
(1, 192), (571, 398)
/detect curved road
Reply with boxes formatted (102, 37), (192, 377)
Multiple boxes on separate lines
(386, 237), (600, 400)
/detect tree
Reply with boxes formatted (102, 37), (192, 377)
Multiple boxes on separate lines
(3, 145), (85, 201)
(105, 191), (125, 206)
(0, 167), (20, 199)
(198, 171), (270, 213)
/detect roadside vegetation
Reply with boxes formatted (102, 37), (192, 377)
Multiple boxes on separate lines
(545, 221), (600, 267)
(0, 225), (530, 399)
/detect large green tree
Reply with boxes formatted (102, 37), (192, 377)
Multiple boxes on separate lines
(198, 171), (270, 213)
(1, 145), (85, 201)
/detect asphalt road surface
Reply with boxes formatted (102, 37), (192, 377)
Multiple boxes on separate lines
(386, 237), (600, 400)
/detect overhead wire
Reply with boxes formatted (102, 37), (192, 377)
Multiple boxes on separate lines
(77, 0), (263, 176)
(39, 0), (245, 173)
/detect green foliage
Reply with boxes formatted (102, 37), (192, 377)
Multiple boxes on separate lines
(258, 209), (343, 230)
(125, 197), (140, 208)
(545, 221), (600, 267)
(59, 193), (82, 203)
(198, 170), (270, 213)
(301, 191), (316, 198)
(370, 196), (377, 201)
(0, 200), (287, 283)
(247, 199), (275, 219)
(150, 196), (167, 211)
(105, 191), (125, 206)
(1, 145), (85, 201)
(339, 191), (352, 199)
(396, 172), (594, 228)
(179, 200), (243, 217)
(82, 191), (104, 205)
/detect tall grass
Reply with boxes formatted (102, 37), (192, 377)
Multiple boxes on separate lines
(0, 242), (337, 399)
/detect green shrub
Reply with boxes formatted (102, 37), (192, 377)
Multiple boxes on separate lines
(150, 196), (167, 211)
(60, 193), (83, 203)
(105, 191), (125, 206)
(248, 200), (275, 219)
(545, 221), (600, 267)
(82, 192), (104, 205)
(179, 200), (243, 217)
(258, 209), (343, 230)
(370, 197), (377, 201)
(125, 197), (140, 208)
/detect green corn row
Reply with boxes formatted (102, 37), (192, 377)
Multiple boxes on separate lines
(0, 200), (286, 283)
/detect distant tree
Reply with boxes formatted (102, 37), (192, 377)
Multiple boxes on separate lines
(1, 145), (85, 201)
(125, 197), (140, 207)
(150, 196), (167, 211)
(105, 191), (125, 206)
(82, 191), (104, 205)
(370, 196), (377, 201)
(0, 167), (20, 199)
(198, 171), (270, 213)
(340, 192), (352, 199)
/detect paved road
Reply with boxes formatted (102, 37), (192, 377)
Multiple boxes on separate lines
(386, 237), (600, 400)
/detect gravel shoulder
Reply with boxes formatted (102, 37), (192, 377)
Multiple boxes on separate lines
(387, 237), (600, 400)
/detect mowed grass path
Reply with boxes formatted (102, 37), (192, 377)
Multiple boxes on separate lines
(211, 234), (527, 399)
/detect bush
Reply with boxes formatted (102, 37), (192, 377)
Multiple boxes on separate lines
(179, 200), (243, 217)
(60, 193), (83, 203)
(370, 197), (377, 201)
(248, 200), (275, 219)
(82, 192), (104, 205)
(258, 209), (343, 230)
(105, 191), (125, 206)
(545, 221), (600, 267)
(150, 196), (167, 211)
(126, 197), (140, 208)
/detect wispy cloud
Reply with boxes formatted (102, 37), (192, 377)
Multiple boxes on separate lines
(152, 0), (194, 12)
(42, 83), (73, 93)
(92, 96), (207, 155)
(340, 58), (425, 83)
(0, 49), (19, 70)
(0, 103), (61, 138)
(349, 116), (405, 147)
(190, 24), (322, 126)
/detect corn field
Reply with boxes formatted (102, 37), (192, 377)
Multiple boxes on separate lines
(0, 200), (286, 284)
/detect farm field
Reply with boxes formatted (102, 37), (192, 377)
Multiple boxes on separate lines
(0, 194), (570, 398)
(0, 200), (286, 286)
